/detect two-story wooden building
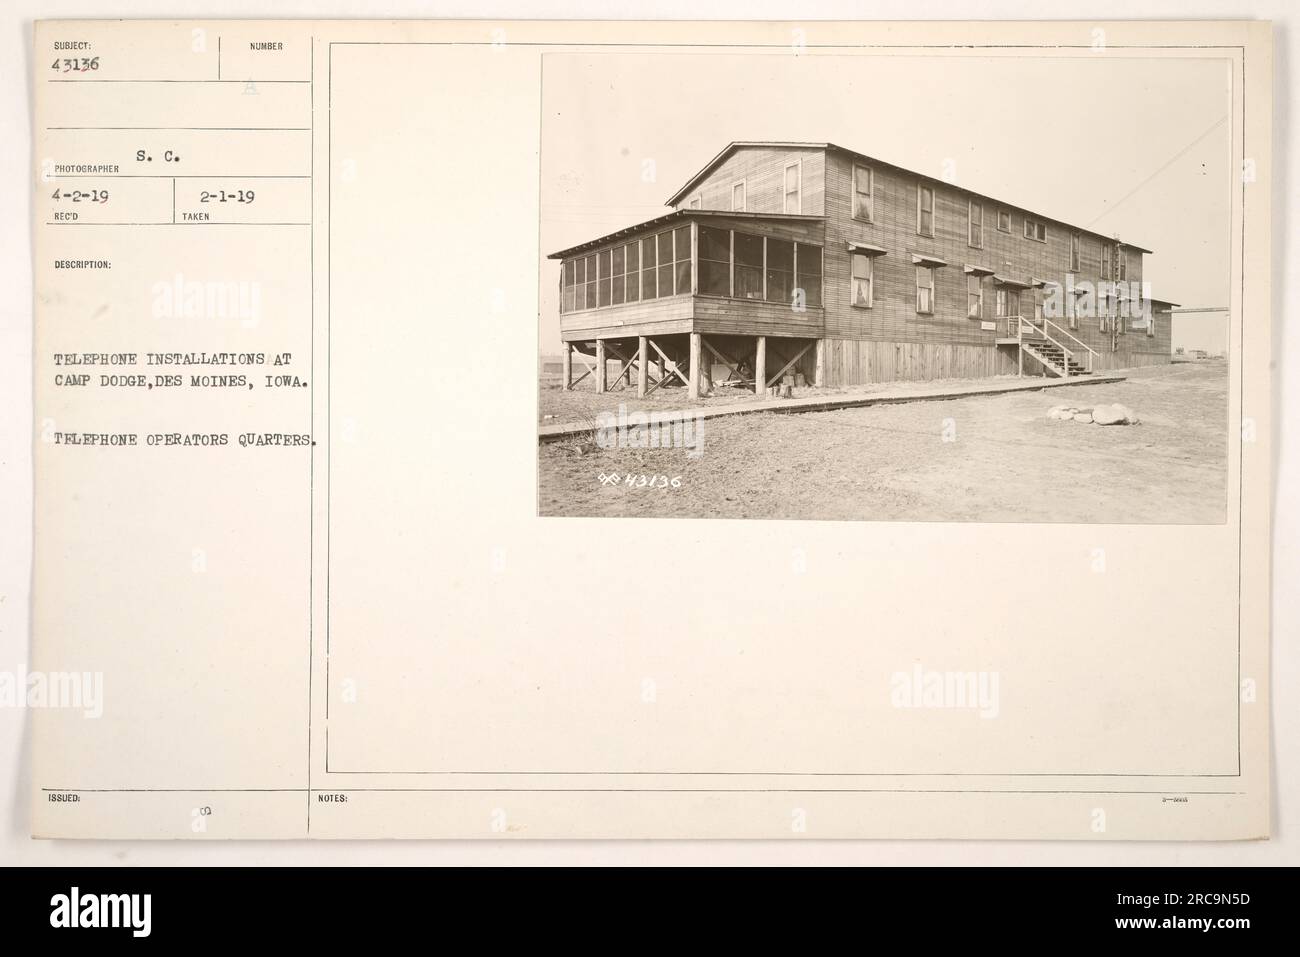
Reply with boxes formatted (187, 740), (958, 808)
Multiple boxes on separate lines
(549, 141), (1176, 398)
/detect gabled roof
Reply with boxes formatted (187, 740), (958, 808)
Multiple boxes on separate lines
(664, 141), (831, 207)
(546, 209), (823, 260)
(663, 140), (1154, 255)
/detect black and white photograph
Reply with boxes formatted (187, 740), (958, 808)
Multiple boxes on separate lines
(538, 53), (1231, 523)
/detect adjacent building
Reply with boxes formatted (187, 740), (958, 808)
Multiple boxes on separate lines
(548, 141), (1176, 397)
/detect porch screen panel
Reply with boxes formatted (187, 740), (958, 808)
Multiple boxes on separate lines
(582, 254), (596, 310)
(641, 237), (657, 300)
(697, 225), (731, 297)
(597, 249), (612, 307)
(624, 243), (640, 303)
(673, 225), (693, 294)
(796, 243), (822, 308)
(766, 238), (794, 305)
(611, 245), (625, 305)
(734, 232), (764, 300)
(656, 232), (673, 297)
(563, 259), (576, 313)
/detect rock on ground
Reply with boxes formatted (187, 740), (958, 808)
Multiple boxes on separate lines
(1049, 402), (1140, 425)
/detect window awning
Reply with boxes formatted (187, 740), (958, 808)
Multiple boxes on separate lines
(1030, 276), (1059, 288)
(964, 264), (996, 276)
(911, 252), (948, 267)
(992, 274), (1033, 288)
(847, 240), (889, 256)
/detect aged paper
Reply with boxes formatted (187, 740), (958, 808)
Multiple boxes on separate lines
(31, 19), (1271, 839)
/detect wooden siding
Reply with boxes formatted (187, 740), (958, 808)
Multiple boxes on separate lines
(674, 147), (826, 216)
(819, 150), (1164, 362)
(562, 295), (823, 342)
(694, 297), (823, 339)
(561, 295), (694, 340)
(823, 339), (1019, 387)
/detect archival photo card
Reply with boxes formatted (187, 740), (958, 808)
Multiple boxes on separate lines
(29, 18), (1270, 841)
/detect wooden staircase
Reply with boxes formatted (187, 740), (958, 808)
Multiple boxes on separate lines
(1021, 337), (1091, 377)
(1003, 316), (1100, 379)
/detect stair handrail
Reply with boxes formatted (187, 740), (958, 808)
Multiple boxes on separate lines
(1017, 316), (1079, 377)
(1040, 317), (1098, 373)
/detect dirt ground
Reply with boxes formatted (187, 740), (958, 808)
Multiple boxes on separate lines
(537, 361), (1229, 523)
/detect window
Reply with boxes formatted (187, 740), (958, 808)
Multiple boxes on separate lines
(1147, 308), (1156, 338)
(1023, 218), (1046, 242)
(1118, 248), (1128, 281)
(968, 201), (983, 248)
(853, 164), (874, 221)
(916, 265), (935, 314)
(1070, 233), (1081, 272)
(731, 181), (746, 213)
(997, 210), (1011, 232)
(1101, 243), (1113, 279)
(967, 273), (983, 318)
(851, 252), (873, 308)
(734, 232), (764, 299)
(688, 196), (701, 210)
(783, 161), (801, 214)
(917, 185), (934, 236)
(766, 238), (794, 305)
(995, 288), (1021, 318)
(795, 244), (822, 308)
(640, 236), (657, 299)
(698, 225), (731, 297)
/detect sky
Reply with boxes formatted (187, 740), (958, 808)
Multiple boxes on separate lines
(539, 51), (1232, 353)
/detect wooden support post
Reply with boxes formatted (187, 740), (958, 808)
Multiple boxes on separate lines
(595, 339), (607, 394)
(637, 337), (648, 398)
(754, 336), (766, 396)
(814, 338), (827, 388)
(562, 347), (572, 391)
(688, 332), (701, 401)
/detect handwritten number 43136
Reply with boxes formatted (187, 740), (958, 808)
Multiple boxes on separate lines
(598, 473), (683, 489)
(51, 57), (100, 72)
